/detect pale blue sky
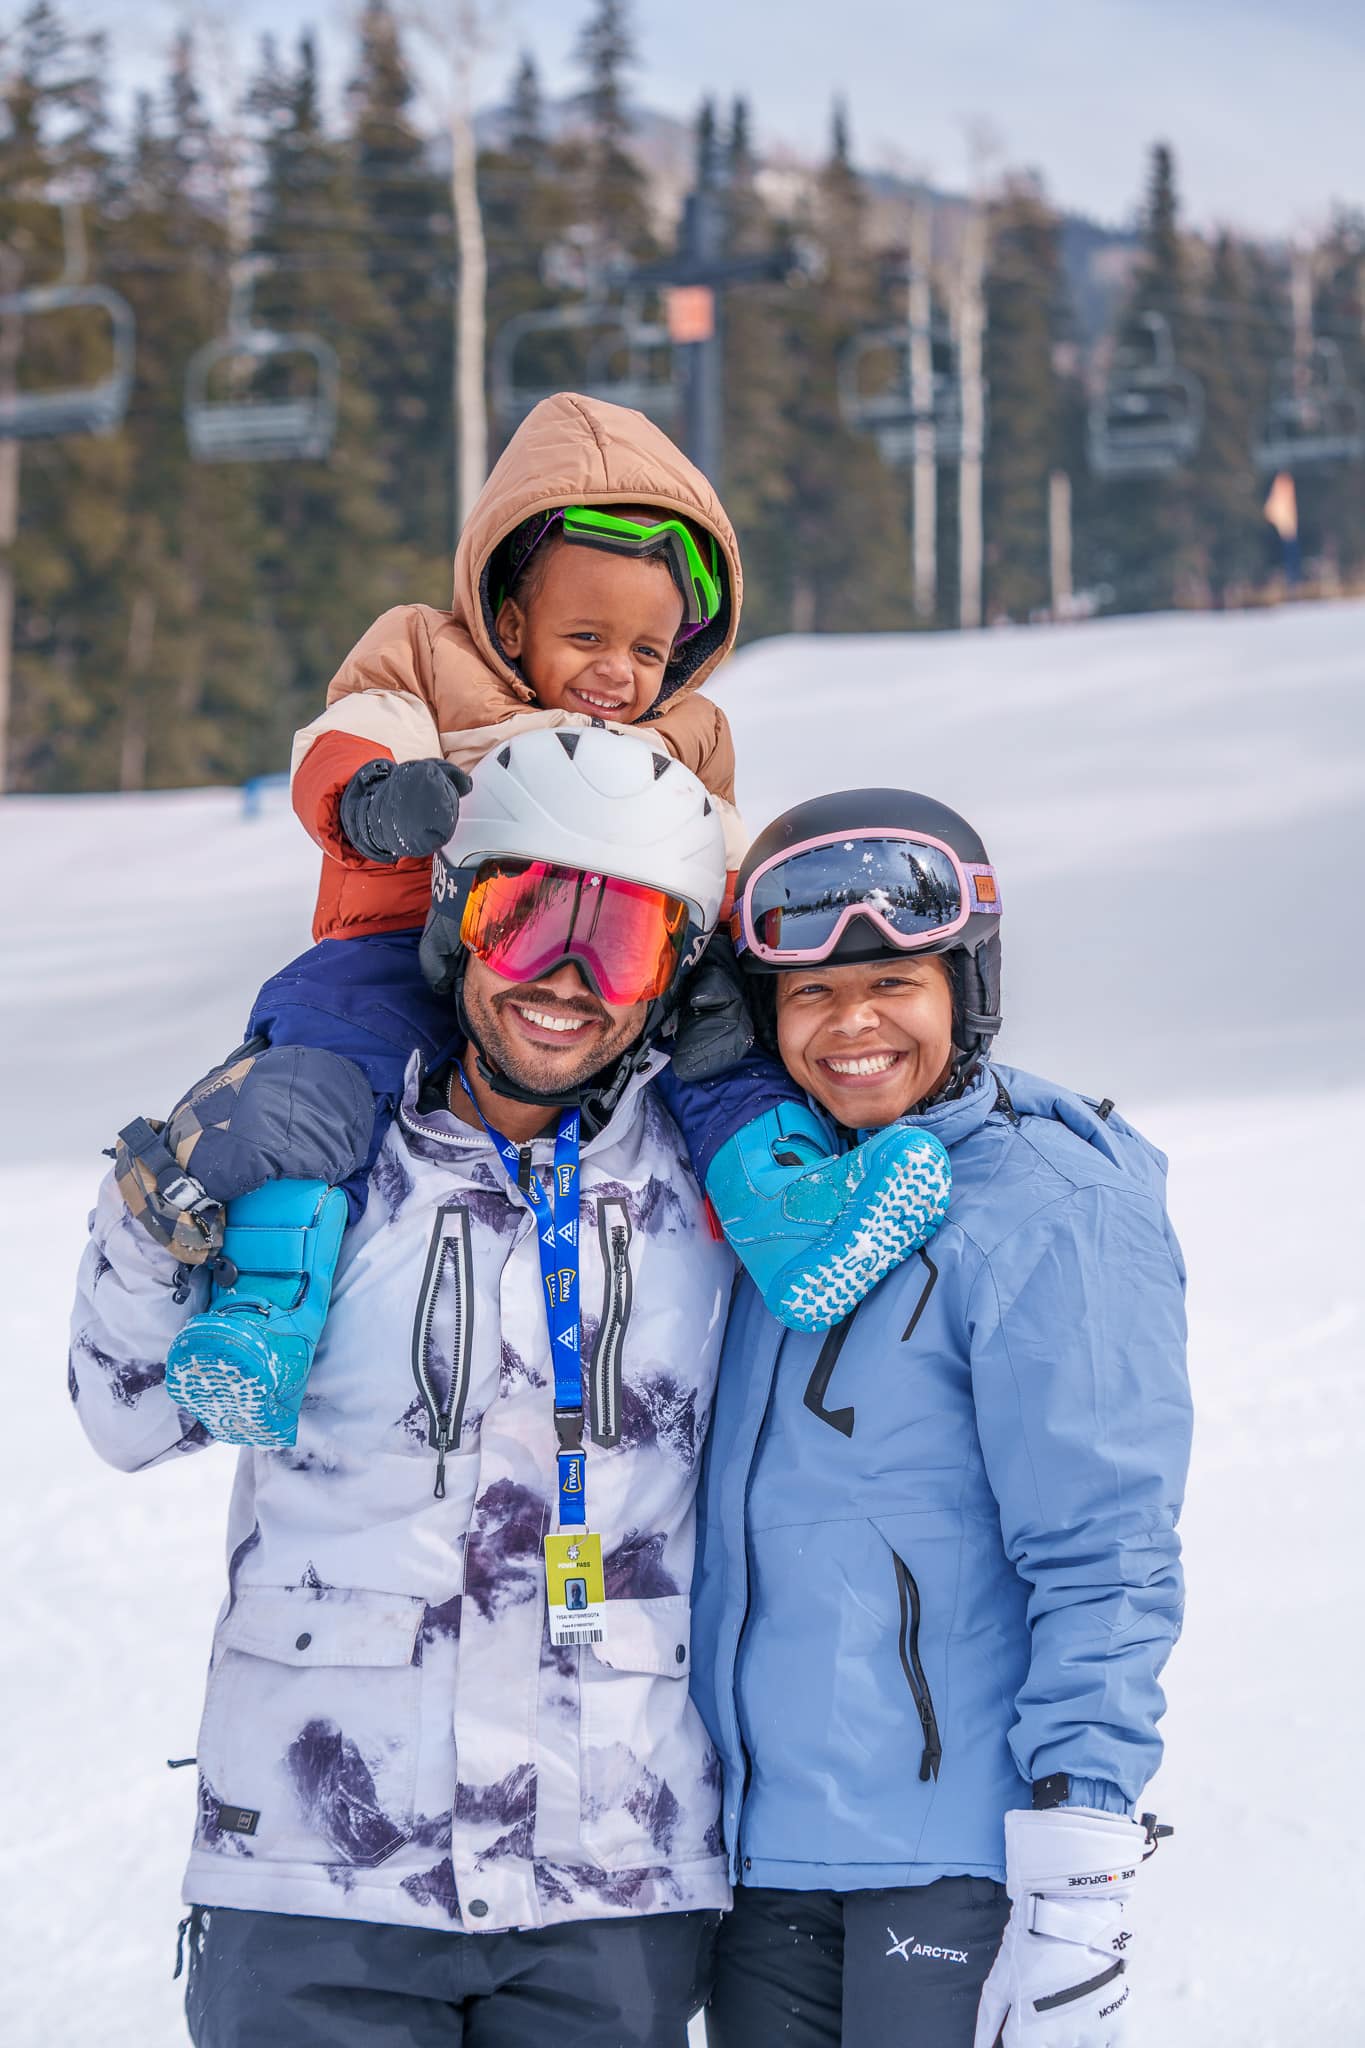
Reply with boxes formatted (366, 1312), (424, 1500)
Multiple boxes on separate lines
(69, 0), (1365, 234)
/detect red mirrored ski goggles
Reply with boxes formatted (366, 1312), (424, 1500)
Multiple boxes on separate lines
(736, 829), (1001, 966)
(460, 859), (690, 1006)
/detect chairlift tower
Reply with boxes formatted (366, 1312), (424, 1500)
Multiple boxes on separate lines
(626, 211), (817, 483)
(492, 150), (814, 484)
(1088, 312), (1203, 478)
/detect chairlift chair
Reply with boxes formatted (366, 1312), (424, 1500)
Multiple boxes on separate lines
(1088, 312), (1203, 478)
(0, 196), (137, 440)
(185, 261), (340, 464)
(490, 300), (678, 429)
(1253, 339), (1365, 472)
(837, 321), (971, 466)
(185, 329), (340, 462)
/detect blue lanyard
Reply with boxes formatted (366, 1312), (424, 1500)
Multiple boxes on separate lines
(455, 1069), (586, 1527)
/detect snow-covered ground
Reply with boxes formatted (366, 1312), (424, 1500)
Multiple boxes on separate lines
(2, 598), (1362, 2044)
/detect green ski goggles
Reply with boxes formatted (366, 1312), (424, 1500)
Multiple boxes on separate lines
(559, 506), (723, 637)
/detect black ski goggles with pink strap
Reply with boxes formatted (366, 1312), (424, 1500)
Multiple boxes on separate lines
(735, 828), (1001, 966)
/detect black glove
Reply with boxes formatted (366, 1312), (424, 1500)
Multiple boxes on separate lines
(339, 756), (472, 864)
(668, 933), (757, 1082)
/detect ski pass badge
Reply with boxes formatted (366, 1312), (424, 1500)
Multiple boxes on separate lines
(544, 1531), (608, 1647)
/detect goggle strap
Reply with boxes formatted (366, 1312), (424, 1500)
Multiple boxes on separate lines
(561, 506), (720, 628)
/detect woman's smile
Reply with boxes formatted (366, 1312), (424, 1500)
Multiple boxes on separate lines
(777, 957), (956, 1127)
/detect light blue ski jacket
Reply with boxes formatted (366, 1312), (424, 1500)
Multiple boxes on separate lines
(690, 1060), (1191, 1892)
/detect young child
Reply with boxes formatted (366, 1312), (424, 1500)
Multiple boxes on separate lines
(119, 393), (949, 1446)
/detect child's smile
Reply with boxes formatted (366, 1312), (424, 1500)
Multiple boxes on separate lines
(495, 542), (686, 725)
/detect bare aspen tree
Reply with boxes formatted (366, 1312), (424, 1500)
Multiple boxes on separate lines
(405, 0), (501, 534)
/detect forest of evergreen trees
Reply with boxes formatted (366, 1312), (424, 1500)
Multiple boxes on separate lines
(3, 0), (1363, 794)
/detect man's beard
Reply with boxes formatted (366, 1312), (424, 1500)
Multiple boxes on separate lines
(464, 974), (646, 1099)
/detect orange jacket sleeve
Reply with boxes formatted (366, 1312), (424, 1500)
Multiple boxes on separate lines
(291, 728), (434, 941)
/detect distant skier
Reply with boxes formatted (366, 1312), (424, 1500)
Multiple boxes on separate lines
(115, 393), (949, 1450)
(689, 787), (1192, 2048)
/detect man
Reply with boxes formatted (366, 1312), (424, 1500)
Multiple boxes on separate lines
(69, 730), (733, 2047)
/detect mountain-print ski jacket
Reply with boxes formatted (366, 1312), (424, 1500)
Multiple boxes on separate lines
(68, 1055), (734, 1936)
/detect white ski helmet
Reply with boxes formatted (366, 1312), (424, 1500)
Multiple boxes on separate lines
(420, 729), (727, 1118)
(425, 726), (725, 951)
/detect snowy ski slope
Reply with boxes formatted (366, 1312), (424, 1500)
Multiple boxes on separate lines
(2, 599), (1362, 2044)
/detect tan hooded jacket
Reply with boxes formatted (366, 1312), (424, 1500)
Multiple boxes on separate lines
(292, 393), (745, 941)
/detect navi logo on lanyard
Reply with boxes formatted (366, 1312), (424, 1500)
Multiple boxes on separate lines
(455, 1066), (610, 1648)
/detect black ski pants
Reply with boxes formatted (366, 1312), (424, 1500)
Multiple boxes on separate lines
(706, 1879), (1009, 2048)
(182, 1901), (720, 2047)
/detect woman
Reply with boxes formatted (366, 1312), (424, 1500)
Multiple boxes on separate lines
(690, 788), (1192, 2048)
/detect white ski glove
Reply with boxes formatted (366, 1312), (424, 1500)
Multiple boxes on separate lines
(973, 1807), (1167, 2048)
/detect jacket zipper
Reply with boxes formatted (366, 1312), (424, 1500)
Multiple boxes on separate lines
(590, 1200), (633, 1447)
(410, 1205), (474, 1499)
(893, 1554), (943, 1781)
(730, 1296), (790, 1873)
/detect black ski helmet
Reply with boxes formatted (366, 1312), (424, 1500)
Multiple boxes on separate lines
(734, 788), (1003, 1059)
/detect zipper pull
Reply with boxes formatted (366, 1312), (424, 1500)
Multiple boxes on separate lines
(517, 1147), (533, 1194)
(433, 1416), (450, 1500)
(172, 1912), (192, 1980)
(916, 1700), (942, 1782)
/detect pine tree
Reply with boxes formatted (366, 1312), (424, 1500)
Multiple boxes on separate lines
(481, 49), (578, 457)
(1093, 142), (1205, 613)
(506, 52), (544, 162)
(247, 32), (412, 766)
(346, 0), (450, 567)
(830, 98), (852, 172)
(95, 29), (278, 792)
(1302, 214), (1365, 582)
(2, 4), (144, 790)
(982, 175), (1072, 621)
(727, 96), (752, 180)
(570, 0), (655, 265)
(717, 95), (797, 642)
(774, 101), (911, 631)
(696, 97), (718, 184)
(1183, 232), (1268, 603)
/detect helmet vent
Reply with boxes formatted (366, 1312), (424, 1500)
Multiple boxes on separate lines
(652, 753), (671, 780)
(556, 731), (580, 759)
(496, 745), (511, 768)
(702, 797), (712, 814)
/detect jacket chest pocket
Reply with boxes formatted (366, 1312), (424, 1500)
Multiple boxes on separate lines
(195, 1587), (426, 1870)
(410, 1204), (475, 1499)
(589, 1200), (634, 1449)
